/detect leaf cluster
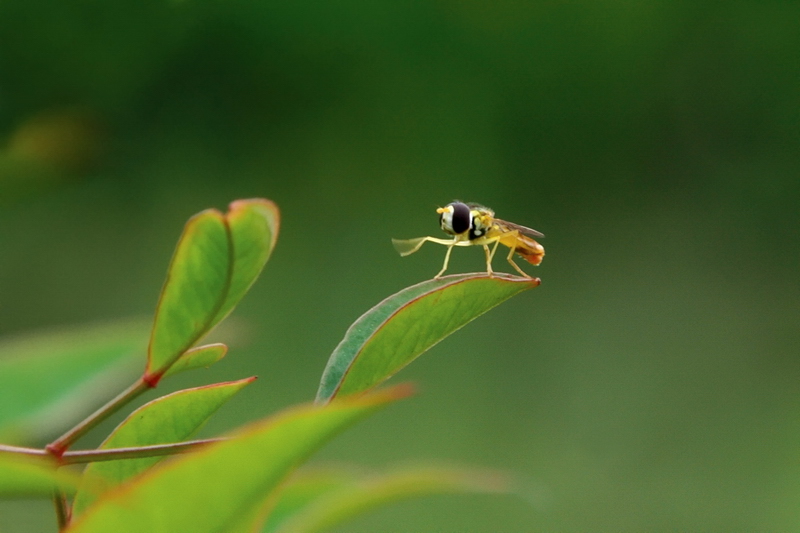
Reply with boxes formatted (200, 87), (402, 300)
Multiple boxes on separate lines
(0, 198), (539, 532)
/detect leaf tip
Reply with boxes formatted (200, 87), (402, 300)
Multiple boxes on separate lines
(183, 208), (227, 233)
(228, 197), (279, 215)
(214, 376), (258, 389)
(333, 382), (416, 406)
(438, 272), (541, 285)
(208, 342), (229, 356)
(384, 382), (416, 400)
(226, 198), (281, 246)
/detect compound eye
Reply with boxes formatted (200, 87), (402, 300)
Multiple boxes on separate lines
(449, 202), (472, 234)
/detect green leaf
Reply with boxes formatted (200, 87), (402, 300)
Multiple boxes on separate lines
(161, 343), (228, 378)
(65, 385), (413, 533)
(316, 273), (539, 403)
(260, 470), (350, 532)
(0, 320), (148, 443)
(266, 466), (513, 533)
(147, 199), (280, 378)
(224, 470), (350, 533)
(0, 455), (81, 497)
(71, 377), (254, 516)
(210, 199), (280, 327)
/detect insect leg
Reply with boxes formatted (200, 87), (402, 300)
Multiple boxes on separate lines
(434, 242), (456, 279)
(488, 238), (501, 261)
(482, 244), (494, 277)
(505, 239), (532, 278)
(392, 236), (456, 256)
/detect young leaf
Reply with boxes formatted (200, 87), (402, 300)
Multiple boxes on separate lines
(161, 343), (228, 378)
(146, 209), (228, 377)
(65, 385), (413, 533)
(0, 320), (148, 443)
(210, 199), (280, 327)
(266, 466), (513, 533)
(147, 199), (279, 379)
(71, 378), (254, 516)
(0, 456), (80, 497)
(316, 273), (539, 403)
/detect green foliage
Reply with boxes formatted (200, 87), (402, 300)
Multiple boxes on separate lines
(317, 274), (539, 403)
(0, 199), (536, 531)
(64, 387), (413, 533)
(265, 466), (513, 533)
(71, 378), (255, 516)
(0, 320), (148, 443)
(162, 343), (228, 378)
(147, 199), (279, 378)
(0, 456), (80, 497)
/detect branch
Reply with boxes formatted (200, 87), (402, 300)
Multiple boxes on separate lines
(46, 377), (152, 457)
(0, 444), (49, 458)
(59, 438), (224, 465)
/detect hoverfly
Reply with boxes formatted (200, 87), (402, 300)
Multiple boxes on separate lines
(392, 201), (545, 279)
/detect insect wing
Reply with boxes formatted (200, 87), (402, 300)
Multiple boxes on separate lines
(392, 237), (428, 256)
(494, 218), (545, 238)
(466, 203), (495, 217)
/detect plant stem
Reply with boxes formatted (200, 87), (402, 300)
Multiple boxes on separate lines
(47, 377), (152, 457)
(59, 438), (224, 465)
(53, 489), (69, 531)
(1, 438), (224, 465)
(0, 444), (49, 458)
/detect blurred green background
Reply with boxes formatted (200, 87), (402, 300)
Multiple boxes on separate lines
(1, 1), (798, 531)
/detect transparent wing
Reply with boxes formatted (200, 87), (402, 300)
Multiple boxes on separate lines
(493, 219), (545, 238)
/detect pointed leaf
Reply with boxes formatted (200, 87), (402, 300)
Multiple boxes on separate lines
(316, 273), (539, 403)
(72, 378), (254, 515)
(0, 320), (148, 443)
(0, 456), (80, 497)
(267, 466), (513, 533)
(161, 343), (228, 378)
(65, 385), (413, 533)
(147, 199), (279, 377)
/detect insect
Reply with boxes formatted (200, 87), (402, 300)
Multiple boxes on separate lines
(392, 201), (545, 279)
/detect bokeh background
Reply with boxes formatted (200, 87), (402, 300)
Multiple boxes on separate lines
(1, 1), (798, 531)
